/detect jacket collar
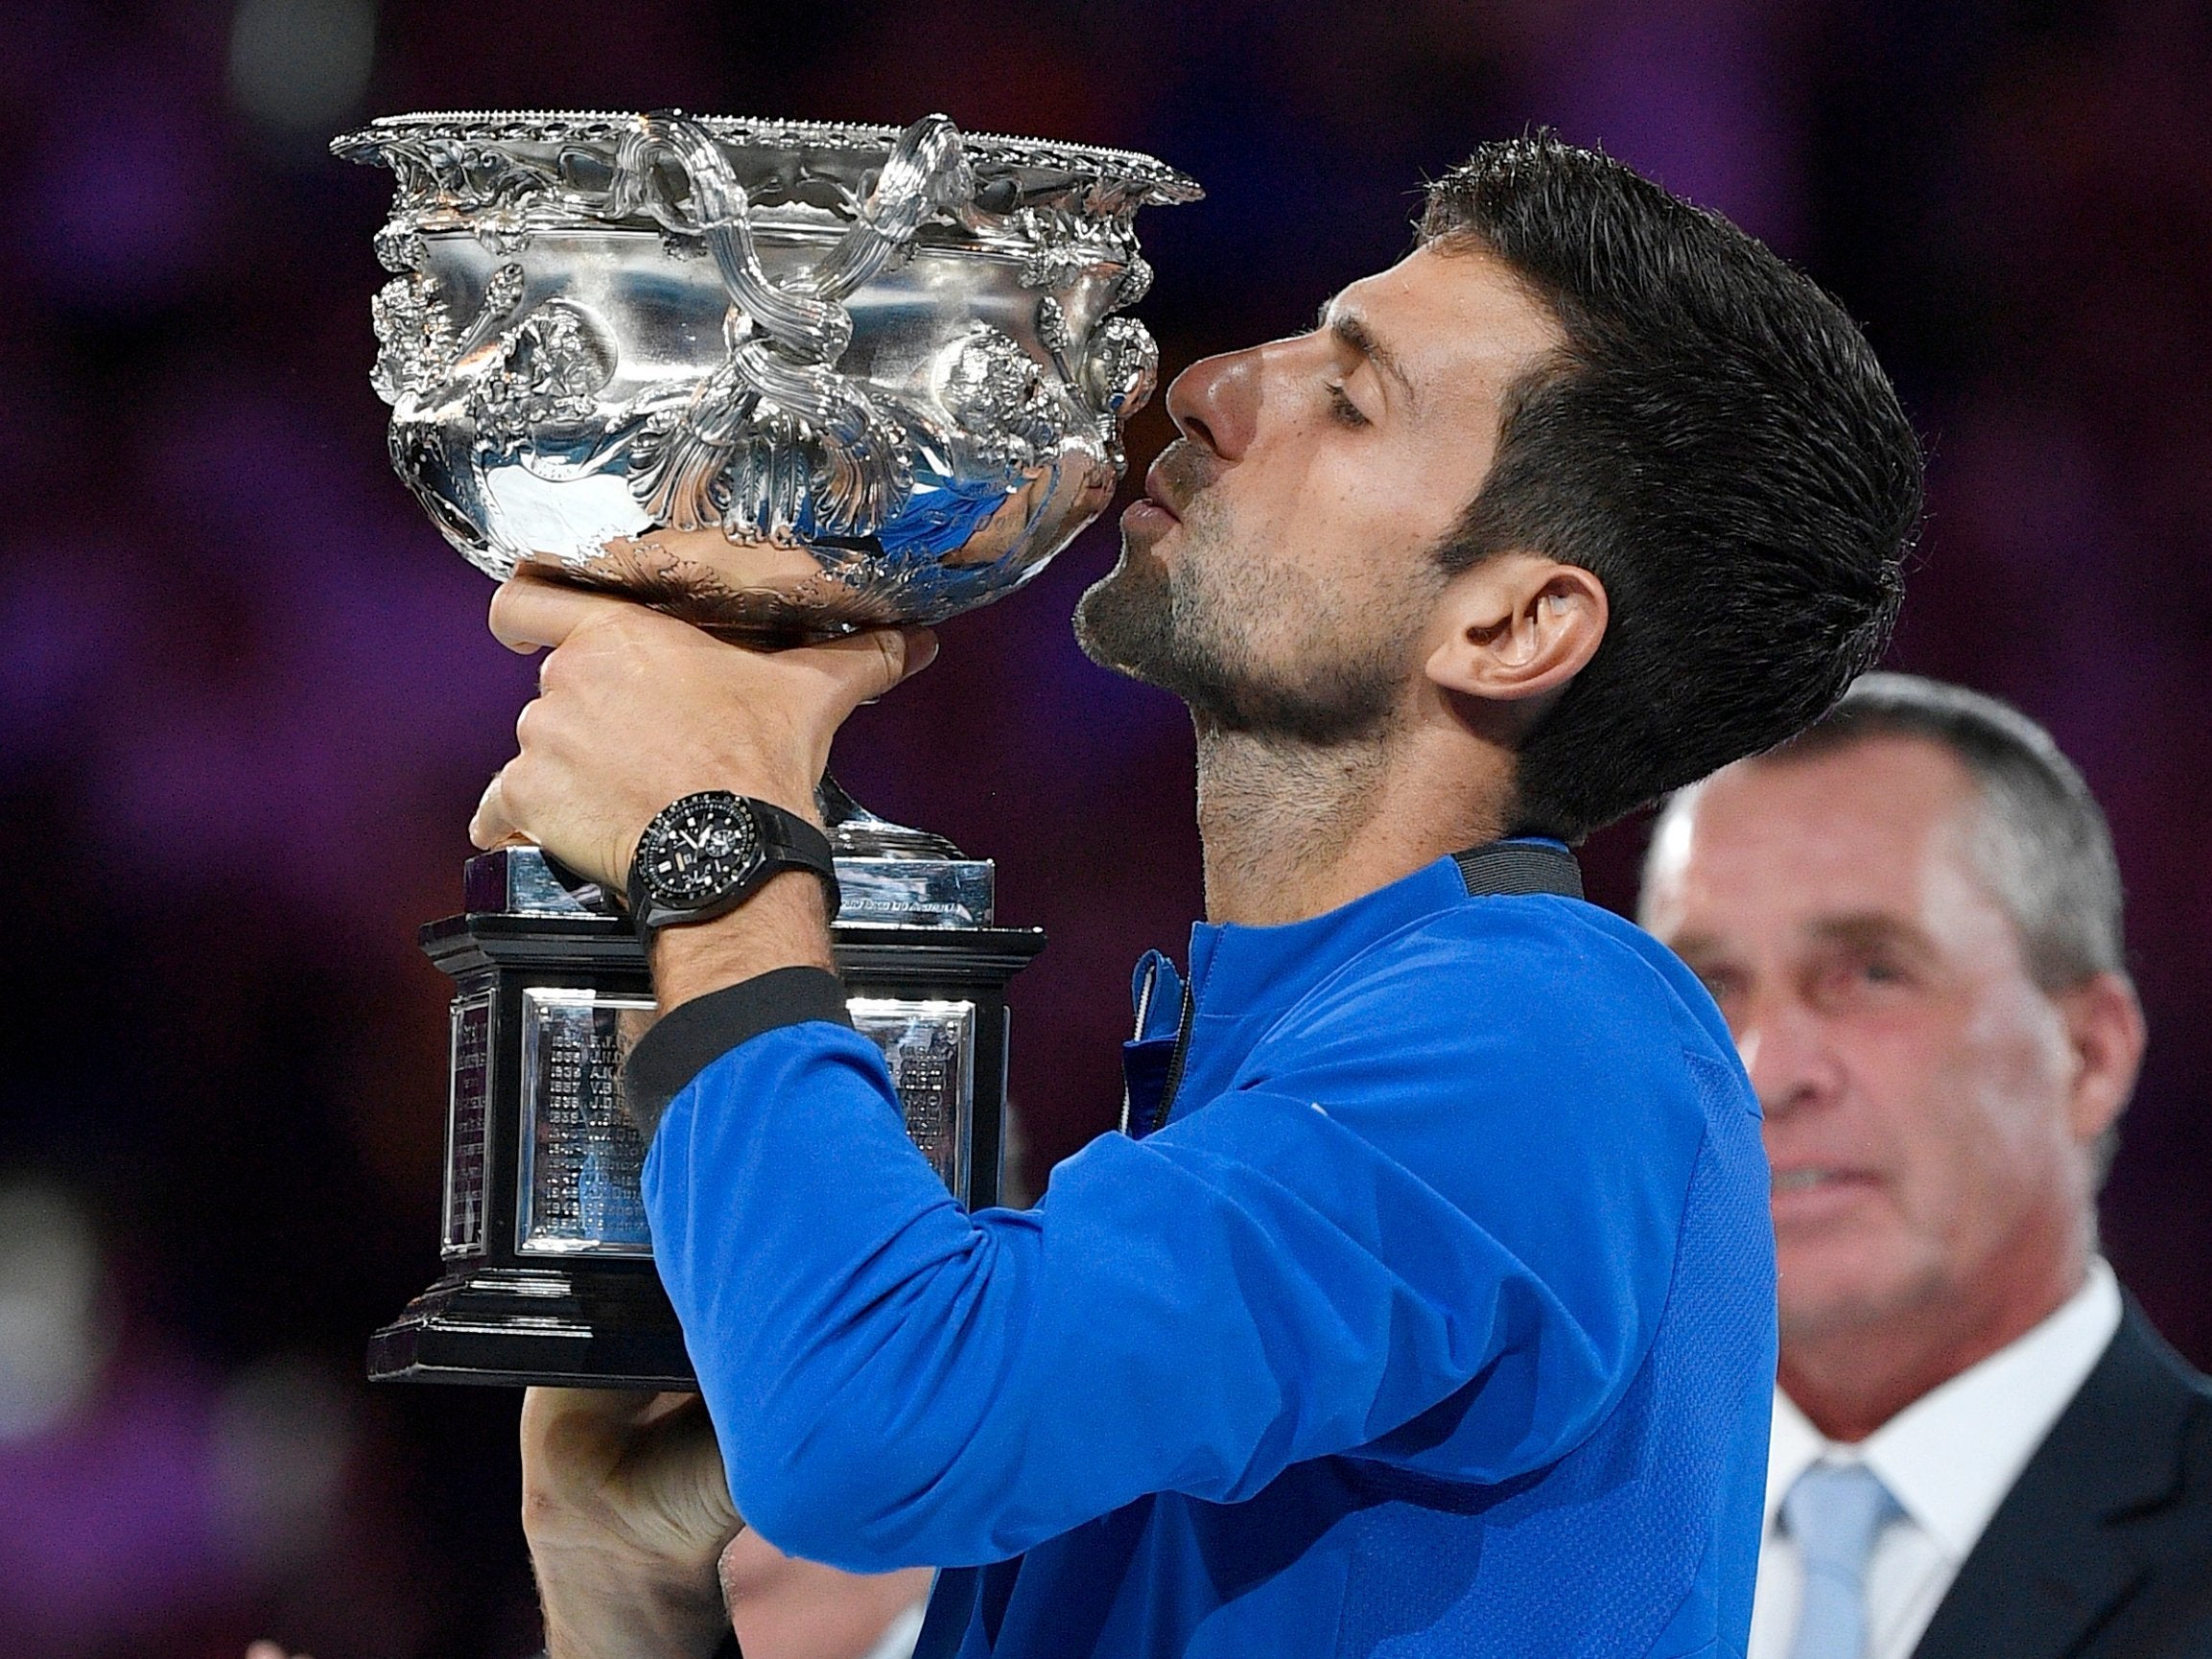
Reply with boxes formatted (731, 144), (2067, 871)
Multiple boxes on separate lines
(1908, 1298), (2210, 1659)
(1185, 840), (1581, 1020)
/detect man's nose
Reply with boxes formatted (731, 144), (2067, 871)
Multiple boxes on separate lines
(1165, 346), (1261, 461)
(1740, 993), (1845, 1121)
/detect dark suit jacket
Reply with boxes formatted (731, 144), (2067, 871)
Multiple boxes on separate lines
(1912, 1297), (2212, 1659)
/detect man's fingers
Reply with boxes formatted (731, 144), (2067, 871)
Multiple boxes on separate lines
(489, 569), (640, 653)
(806, 626), (939, 708)
(471, 772), (517, 850)
(899, 626), (942, 680)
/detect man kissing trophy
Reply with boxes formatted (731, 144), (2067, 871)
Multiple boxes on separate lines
(335, 108), (1197, 1387)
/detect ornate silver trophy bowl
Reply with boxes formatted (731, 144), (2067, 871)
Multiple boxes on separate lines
(335, 108), (1198, 644)
(341, 110), (1196, 1389)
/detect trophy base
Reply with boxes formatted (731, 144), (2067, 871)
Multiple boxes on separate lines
(371, 834), (1044, 1391)
(369, 1263), (694, 1390)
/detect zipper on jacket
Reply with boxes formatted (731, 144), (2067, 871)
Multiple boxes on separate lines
(1151, 983), (1195, 1134)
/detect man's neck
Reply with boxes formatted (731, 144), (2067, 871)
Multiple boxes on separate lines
(1193, 719), (1513, 925)
(1778, 1233), (2090, 1444)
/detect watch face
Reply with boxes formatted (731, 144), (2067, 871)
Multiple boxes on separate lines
(639, 794), (760, 908)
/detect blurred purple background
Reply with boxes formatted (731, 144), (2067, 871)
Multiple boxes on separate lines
(1, 2), (2206, 1653)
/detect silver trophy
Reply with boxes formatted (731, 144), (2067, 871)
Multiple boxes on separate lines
(336, 109), (1195, 1386)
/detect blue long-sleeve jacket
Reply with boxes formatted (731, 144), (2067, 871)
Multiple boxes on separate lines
(636, 850), (1775, 1656)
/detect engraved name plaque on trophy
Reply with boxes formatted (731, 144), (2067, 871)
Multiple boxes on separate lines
(337, 109), (1196, 1387)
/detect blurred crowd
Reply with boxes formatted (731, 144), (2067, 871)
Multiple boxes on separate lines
(1, 1), (2206, 1653)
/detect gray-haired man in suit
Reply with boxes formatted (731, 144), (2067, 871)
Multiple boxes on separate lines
(1640, 672), (2212, 1659)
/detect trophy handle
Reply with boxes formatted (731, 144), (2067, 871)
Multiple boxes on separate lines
(817, 772), (965, 861)
(610, 112), (975, 545)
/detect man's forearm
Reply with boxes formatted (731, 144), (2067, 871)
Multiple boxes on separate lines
(533, 1540), (732, 1659)
(529, 1527), (934, 1659)
(518, 1389), (742, 1659)
(651, 870), (836, 1010)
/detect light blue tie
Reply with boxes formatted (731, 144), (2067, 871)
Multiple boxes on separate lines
(1784, 1461), (1901, 1659)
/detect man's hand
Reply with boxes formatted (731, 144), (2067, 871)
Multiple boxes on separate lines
(522, 1388), (741, 1659)
(522, 1388), (938, 1659)
(470, 572), (937, 891)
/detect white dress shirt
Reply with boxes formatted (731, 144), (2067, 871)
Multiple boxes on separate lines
(1748, 1257), (2123, 1659)
(863, 1598), (927, 1659)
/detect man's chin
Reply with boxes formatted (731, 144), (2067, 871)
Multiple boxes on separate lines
(1072, 551), (1174, 681)
(1775, 1246), (1945, 1346)
(1108, 513), (1174, 582)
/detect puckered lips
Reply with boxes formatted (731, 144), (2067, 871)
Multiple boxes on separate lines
(1122, 457), (1182, 536)
(1145, 449), (1189, 517)
(1123, 438), (1216, 536)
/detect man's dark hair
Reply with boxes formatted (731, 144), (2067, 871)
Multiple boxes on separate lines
(1422, 132), (1921, 842)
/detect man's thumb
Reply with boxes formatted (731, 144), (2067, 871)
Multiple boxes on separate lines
(893, 627), (941, 681)
(817, 626), (939, 706)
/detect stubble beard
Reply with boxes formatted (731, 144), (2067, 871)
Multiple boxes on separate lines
(1073, 472), (1429, 749)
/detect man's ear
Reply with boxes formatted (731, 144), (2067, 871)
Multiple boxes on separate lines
(1425, 553), (1608, 706)
(2055, 970), (2146, 1149)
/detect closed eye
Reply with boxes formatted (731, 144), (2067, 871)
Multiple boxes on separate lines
(1327, 383), (1370, 428)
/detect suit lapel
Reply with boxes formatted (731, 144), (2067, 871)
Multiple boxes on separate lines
(1911, 1303), (2200, 1659)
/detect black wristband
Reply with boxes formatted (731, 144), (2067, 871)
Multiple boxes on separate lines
(621, 967), (854, 1139)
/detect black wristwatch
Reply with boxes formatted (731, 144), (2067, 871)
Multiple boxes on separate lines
(624, 790), (839, 939)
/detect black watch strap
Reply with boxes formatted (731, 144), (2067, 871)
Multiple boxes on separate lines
(625, 793), (840, 939)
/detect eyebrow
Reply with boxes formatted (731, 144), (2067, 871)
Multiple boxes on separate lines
(1805, 914), (1933, 957)
(1321, 302), (1419, 411)
(1661, 914), (1934, 969)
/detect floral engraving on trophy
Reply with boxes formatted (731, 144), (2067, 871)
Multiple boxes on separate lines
(1083, 318), (1161, 432)
(368, 273), (455, 405)
(373, 220), (429, 275)
(469, 304), (617, 452)
(1111, 253), (1154, 312)
(1013, 206), (1107, 292)
(936, 327), (1062, 471)
(1035, 295), (1076, 375)
(371, 261), (616, 462)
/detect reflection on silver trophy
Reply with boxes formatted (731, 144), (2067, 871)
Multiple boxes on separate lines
(337, 108), (1198, 642)
(337, 109), (1196, 1387)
